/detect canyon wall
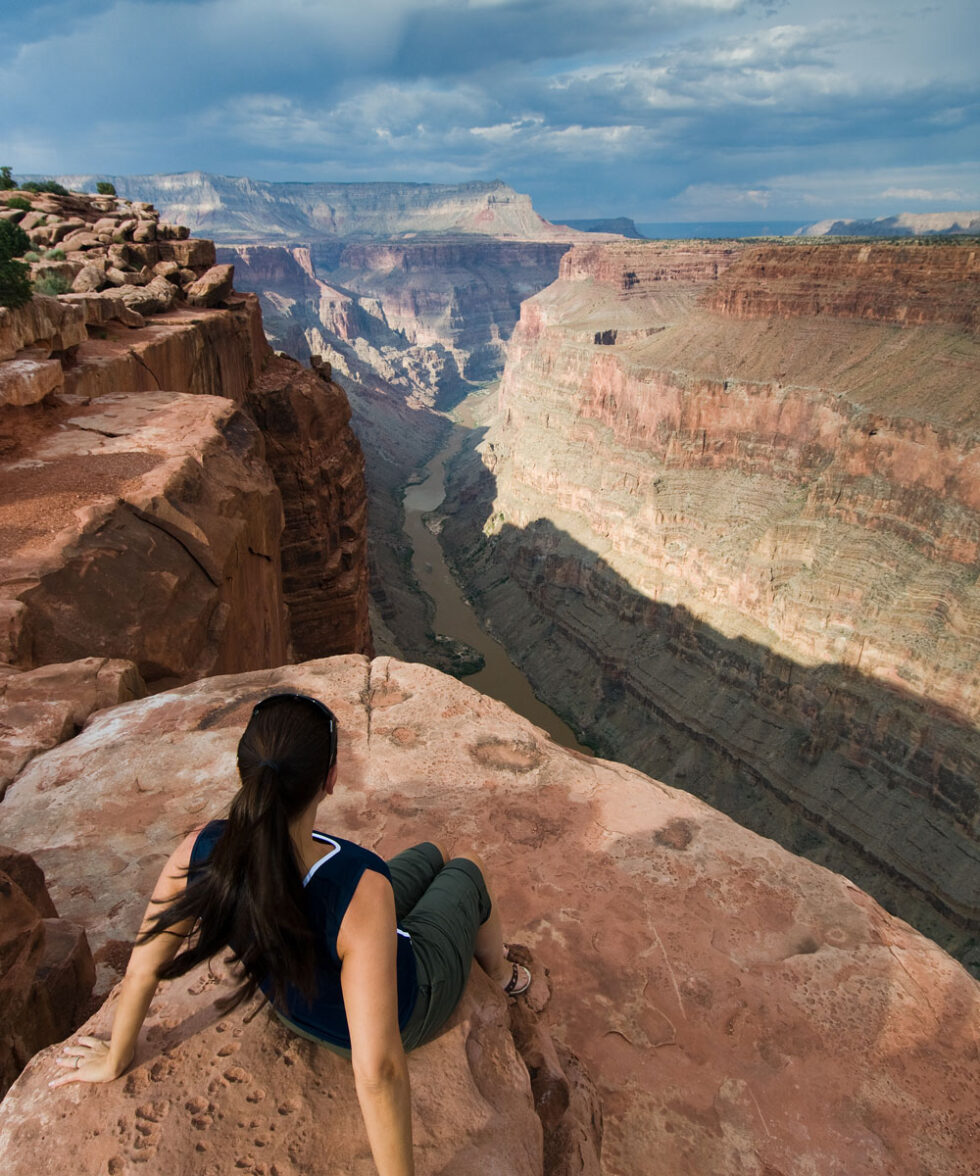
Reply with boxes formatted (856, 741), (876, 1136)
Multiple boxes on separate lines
(441, 239), (980, 969)
(49, 173), (584, 243)
(0, 186), (372, 690)
(210, 232), (582, 666)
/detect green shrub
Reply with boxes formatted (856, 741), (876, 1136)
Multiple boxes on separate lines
(43, 247), (66, 260)
(0, 258), (32, 307)
(23, 250), (40, 263)
(0, 166), (14, 191)
(0, 218), (31, 260)
(33, 270), (72, 296)
(22, 180), (70, 197)
(96, 181), (117, 196)
(3, 196), (32, 212)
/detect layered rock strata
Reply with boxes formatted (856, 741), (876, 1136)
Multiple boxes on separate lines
(50, 174), (590, 243)
(0, 389), (291, 685)
(441, 239), (980, 967)
(0, 656), (976, 1173)
(0, 188), (372, 685)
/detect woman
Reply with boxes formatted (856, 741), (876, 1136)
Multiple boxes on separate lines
(49, 692), (530, 1176)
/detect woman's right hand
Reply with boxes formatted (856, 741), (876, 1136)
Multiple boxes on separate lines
(48, 1036), (130, 1088)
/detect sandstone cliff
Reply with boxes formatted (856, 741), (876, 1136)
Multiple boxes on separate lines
(0, 656), (976, 1174)
(49, 174), (616, 668)
(441, 239), (980, 971)
(0, 187), (372, 692)
(48, 174), (583, 244)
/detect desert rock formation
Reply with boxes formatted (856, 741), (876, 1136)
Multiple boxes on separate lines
(441, 239), (980, 969)
(0, 186), (372, 688)
(797, 210), (980, 237)
(0, 845), (95, 1099)
(48, 174), (588, 244)
(44, 174), (614, 666)
(0, 656), (977, 1173)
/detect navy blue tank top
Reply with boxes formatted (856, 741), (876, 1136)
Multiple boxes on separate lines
(189, 820), (418, 1050)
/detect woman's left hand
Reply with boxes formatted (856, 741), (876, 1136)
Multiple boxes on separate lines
(49, 1036), (125, 1088)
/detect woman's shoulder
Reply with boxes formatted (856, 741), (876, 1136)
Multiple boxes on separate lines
(188, 819), (227, 868)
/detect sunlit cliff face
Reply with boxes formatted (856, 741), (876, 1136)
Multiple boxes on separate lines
(439, 239), (980, 969)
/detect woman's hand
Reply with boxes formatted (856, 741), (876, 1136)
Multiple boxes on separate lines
(49, 1036), (130, 1088)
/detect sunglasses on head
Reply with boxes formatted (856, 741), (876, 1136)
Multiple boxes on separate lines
(253, 692), (337, 732)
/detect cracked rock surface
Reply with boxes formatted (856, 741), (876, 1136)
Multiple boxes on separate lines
(1, 655), (976, 1174)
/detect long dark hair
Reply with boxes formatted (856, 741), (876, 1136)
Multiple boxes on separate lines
(140, 693), (338, 1010)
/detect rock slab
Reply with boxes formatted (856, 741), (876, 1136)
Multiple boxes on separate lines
(0, 656), (976, 1174)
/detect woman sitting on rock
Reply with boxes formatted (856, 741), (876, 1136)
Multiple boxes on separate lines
(50, 691), (531, 1176)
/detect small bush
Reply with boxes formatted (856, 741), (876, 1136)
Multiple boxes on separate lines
(43, 247), (66, 260)
(3, 196), (32, 212)
(96, 181), (117, 196)
(0, 258), (32, 307)
(33, 270), (72, 296)
(0, 166), (14, 191)
(0, 218), (31, 260)
(23, 250), (40, 263)
(22, 179), (70, 197)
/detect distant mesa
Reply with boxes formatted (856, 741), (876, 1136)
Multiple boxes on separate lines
(37, 172), (595, 245)
(553, 216), (644, 238)
(797, 210), (980, 237)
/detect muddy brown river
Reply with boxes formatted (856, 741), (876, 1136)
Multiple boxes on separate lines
(402, 425), (590, 754)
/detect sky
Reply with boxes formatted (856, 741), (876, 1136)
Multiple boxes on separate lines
(1, 0), (977, 222)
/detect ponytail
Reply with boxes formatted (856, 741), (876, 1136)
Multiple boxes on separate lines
(139, 694), (338, 1011)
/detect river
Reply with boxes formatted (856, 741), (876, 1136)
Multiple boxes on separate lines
(402, 422), (591, 754)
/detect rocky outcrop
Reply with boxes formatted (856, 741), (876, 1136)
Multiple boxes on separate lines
(0, 658), (145, 799)
(0, 656), (976, 1173)
(0, 390), (290, 686)
(441, 239), (980, 969)
(0, 189), (372, 693)
(0, 846), (95, 1099)
(245, 356), (372, 659)
(0, 956), (593, 1176)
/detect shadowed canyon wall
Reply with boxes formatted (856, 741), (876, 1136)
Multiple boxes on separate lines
(441, 239), (980, 970)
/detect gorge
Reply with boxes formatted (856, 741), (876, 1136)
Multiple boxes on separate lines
(1, 181), (978, 1175)
(45, 175), (979, 971)
(439, 238), (980, 972)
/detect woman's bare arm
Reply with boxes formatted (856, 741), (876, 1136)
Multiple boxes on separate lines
(50, 828), (201, 1087)
(338, 869), (414, 1176)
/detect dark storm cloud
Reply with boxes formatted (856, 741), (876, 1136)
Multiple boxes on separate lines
(2, 0), (977, 219)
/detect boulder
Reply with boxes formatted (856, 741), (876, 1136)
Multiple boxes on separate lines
(59, 230), (102, 252)
(0, 657), (146, 799)
(115, 275), (178, 315)
(0, 296), (87, 361)
(0, 657), (975, 1173)
(157, 237), (216, 269)
(71, 262), (106, 293)
(0, 851), (95, 1099)
(0, 356), (63, 408)
(185, 264), (235, 308)
(60, 291), (145, 329)
(0, 390), (290, 685)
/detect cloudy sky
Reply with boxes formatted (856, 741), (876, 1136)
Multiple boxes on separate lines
(2, 0), (977, 222)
